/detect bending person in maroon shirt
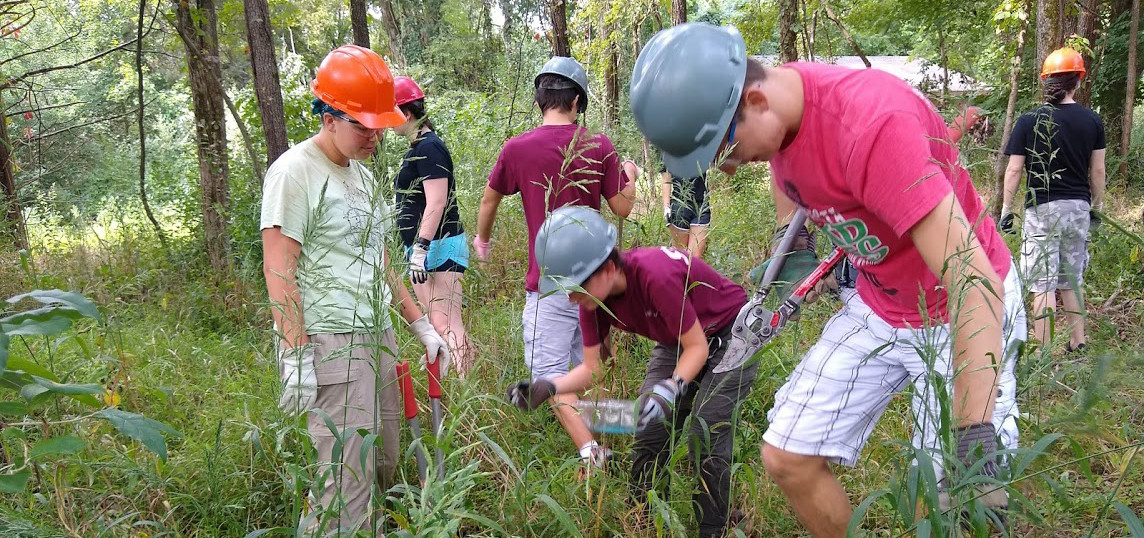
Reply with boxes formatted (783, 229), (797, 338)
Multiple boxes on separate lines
(506, 206), (757, 538)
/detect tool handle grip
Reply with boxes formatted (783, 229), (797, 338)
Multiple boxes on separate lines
(791, 247), (847, 298)
(425, 354), (442, 398)
(396, 361), (418, 420)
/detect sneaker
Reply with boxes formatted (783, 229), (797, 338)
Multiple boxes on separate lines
(1065, 343), (1087, 357)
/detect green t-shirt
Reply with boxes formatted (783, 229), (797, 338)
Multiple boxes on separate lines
(260, 138), (394, 334)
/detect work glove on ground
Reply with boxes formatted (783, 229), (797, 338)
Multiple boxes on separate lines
(409, 239), (430, 285)
(635, 376), (685, 432)
(999, 206), (1016, 235)
(506, 377), (557, 411)
(748, 224), (836, 303)
(472, 236), (490, 261)
(278, 345), (318, 415)
(939, 422), (1008, 512)
(409, 315), (451, 378)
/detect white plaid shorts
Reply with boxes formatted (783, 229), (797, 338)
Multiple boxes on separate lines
(1019, 199), (1091, 293)
(764, 264), (1025, 467)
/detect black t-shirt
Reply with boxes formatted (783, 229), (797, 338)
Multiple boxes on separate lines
(1004, 103), (1105, 207)
(394, 131), (464, 247)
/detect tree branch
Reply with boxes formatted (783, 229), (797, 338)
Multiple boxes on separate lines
(822, 3), (870, 67)
(1, 37), (140, 90)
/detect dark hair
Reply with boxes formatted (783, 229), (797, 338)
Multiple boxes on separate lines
(398, 98), (436, 131)
(736, 58), (769, 117)
(1043, 73), (1080, 105)
(535, 74), (581, 113)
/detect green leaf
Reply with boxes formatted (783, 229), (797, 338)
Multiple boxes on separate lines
(0, 401), (27, 416)
(97, 408), (181, 462)
(0, 469), (31, 493)
(1114, 502), (1144, 537)
(28, 435), (85, 460)
(7, 290), (100, 320)
(20, 376), (103, 407)
(534, 494), (582, 538)
(0, 306), (82, 336)
(0, 331), (8, 374)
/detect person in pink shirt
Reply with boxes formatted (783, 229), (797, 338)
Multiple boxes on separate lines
(475, 56), (635, 475)
(630, 23), (1025, 535)
(507, 206), (757, 537)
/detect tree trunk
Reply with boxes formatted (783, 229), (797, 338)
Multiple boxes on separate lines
(0, 93), (28, 250)
(350, 0), (369, 48)
(778, 0), (798, 63)
(605, 26), (618, 126)
(991, 7), (1030, 217)
(243, 0), (288, 169)
(174, 0), (231, 275)
(1036, 0), (1070, 76)
(547, 0), (571, 57)
(1073, 0), (1102, 106)
(137, 0), (167, 249)
(1117, 0), (1139, 183)
(378, 0), (406, 66)
(670, 0), (686, 25)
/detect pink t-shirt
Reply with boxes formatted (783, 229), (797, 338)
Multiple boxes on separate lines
(580, 247), (746, 347)
(771, 63), (1009, 327)
(488, 124), (626, 291)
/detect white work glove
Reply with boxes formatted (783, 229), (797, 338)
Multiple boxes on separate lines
(278, 346), (318, 415)
(409, 315), (451, 378)
(663, 205), (672, 223)
(409, 240), (430, 285)
(636, 375), (685, 432)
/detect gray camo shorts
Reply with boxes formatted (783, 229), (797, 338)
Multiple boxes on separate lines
(1019, 199), (1090, 293)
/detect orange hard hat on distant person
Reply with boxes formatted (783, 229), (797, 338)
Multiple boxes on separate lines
(393, 76), (425, 106)
(1041, 47), (1086, 79)
(310, 45), (405, 129)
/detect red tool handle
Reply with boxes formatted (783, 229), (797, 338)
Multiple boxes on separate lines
(792, 247), (847, 297)
(425, 353), (442, 399)
(396, 361), (418, 420)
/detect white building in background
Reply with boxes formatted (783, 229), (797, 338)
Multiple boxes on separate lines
(756, 55), (982, 95)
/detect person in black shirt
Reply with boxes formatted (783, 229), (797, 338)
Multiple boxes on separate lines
(660, 166), (711, 257)
(392, 76), (475, 376)
(1002, 47), (1106, 354)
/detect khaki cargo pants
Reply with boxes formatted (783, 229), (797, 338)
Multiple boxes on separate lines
(298, 331), (402, 536)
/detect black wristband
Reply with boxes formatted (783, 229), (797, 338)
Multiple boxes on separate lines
(415, 237), (431, 249)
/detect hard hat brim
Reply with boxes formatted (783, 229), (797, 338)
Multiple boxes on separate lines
(350, 108), (406, 130)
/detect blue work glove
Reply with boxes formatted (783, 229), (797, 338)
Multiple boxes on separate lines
(635, 376), (685, 432)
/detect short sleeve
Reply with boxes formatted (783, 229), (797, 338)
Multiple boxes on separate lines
(487, 144), (518, 196)
(413, 140), (452, 180)
(1093, 113), (1107, 150)
(580, 307), (609, 347)
(1004, 115), (1032, 156)
(596, 136), (624, 199)
(645, 269), (697, 342)
(260, 164), (309, 244)
(848, 112), (954, 238)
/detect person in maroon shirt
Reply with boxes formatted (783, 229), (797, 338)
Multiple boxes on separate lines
(507, 206), (757, 538)
(475, 56), (635, 475)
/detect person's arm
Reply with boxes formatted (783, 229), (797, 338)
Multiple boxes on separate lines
(909, 192), (1003, 426)
(606, 185), (635, 219)
(670, 321), (709, 383)
(553, 343), (606, 394)
(476, 185), (503, 243)
(770, 184), (799, 226)
(1002, 155), (1024, 210)
(386, 248), (426, 324)
(417, 177), (448, 241)
(263, 227), (308, 348)
(1089, 148), (1106, 209)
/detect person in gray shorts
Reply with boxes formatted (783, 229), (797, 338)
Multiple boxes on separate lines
(1001, 46), (1106, 355)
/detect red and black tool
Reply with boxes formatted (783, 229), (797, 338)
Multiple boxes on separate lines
(396, 361), (429, 484)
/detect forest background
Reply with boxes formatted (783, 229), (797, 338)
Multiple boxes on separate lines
(0, 0), (1142, 536)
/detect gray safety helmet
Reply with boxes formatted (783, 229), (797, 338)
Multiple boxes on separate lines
(536, 56), (589, 113)
(535, 206), (617, 295)
(630, 23), (747, 178)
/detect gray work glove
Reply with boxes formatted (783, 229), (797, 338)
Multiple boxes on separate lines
(278, 345), (318, 415)
(409, 239), (430, 285)
(506, 377), (557, 411)
(939, 422), (1008, 512)
(409, 315), (450, 378)
(635, 376), (685, 432)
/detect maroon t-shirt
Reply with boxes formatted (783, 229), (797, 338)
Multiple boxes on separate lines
(488, 124), (625, 292)
(580, 247), (746, 347)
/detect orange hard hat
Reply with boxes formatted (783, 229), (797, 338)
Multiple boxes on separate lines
(1041, 47), (1086, 78)
(310, 45), (405, 129)
(394, 76), (425, 106)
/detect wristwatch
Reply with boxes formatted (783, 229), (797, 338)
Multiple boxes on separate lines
(415, 236), (431, 249)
